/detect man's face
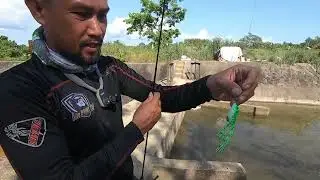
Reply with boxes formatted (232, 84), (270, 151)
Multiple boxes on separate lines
(28, 0), (109, 65)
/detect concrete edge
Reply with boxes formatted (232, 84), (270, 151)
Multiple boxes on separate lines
(151, 158), (246, 172)
(122, 99), (187, 179)
(201, 101), (271, 117)
(151, 157), (247, 180)
(157, 111), (186, 158)
(248, 97), (320, 106)
(122, 100), (186, 157)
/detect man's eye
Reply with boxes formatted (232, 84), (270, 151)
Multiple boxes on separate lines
(73, 12), (91, 19)
(97, 12), (107, 21)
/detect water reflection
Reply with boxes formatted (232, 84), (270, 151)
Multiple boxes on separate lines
(169, 102), (320, 180)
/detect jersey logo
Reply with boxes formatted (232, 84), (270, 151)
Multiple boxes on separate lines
(61, 93), (95, 121)
(4, 117), (46, 148)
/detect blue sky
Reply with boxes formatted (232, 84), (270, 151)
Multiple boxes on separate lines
(0, 0), (319, 45)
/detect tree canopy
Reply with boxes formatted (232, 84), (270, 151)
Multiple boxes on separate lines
(0, 36), (29, 59)
(124, 0), (186, 47)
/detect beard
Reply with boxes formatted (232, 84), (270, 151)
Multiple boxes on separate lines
(58, 44), (102, 68)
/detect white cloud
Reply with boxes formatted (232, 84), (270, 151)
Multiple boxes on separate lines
(0, 0), (30, 30)
(105, 18), (226, 45)
(105, 17), (149, 45)
(174, 28), (238, 42)
(107, 17), (129, 38)
(179, 28), (213, 40)
(105, 18), (240, 46)
(106, 17), (142, 39)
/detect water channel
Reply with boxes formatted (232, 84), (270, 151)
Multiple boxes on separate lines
(169, 102), (320, 180)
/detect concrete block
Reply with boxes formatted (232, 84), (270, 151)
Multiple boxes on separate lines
(122, 100), (187, 179)
(151, 158), (246, 180)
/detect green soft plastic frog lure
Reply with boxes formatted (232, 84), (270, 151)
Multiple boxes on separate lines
(216, 103), (240, 153)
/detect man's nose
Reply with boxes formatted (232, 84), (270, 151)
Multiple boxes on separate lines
(87, 16), (104, 38)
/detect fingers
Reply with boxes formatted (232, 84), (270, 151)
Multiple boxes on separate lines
(144, 92), (161, 107)
(240, 66), (261, 90)
(237, 82), (258, 104)
(151, 92), (162, 119)
(152, 92), (161, 100)
(153, 92), (161, 107)
(217, 77), (242, 98)
(227, 65), (260, 104)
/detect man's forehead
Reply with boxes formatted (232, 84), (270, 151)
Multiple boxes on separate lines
(58, 0), (109, 10)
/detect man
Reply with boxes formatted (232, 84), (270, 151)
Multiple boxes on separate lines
(0, 0), (261, 179)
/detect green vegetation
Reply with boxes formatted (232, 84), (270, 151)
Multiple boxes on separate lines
(124, 0), (186, 47)
(0, 36), (29, 61)
(1, 33), (320, 67)
(100, 34), (320, 67)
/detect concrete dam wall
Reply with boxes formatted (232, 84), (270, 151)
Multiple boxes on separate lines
(1, 59), (319, 180)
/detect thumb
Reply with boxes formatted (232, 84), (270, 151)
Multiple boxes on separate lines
(152, 92), (160, 100)
(143, 92), (154, 103)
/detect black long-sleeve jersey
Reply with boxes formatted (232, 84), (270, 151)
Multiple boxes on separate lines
(0, 54), (213, 180)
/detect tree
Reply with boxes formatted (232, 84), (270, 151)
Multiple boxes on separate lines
(239, 33), (263, 48)
(304, 37), (313, 47)
(124, 0), (186, 47)
(0, 35), (29, 59)
(309, 36), (320, 49)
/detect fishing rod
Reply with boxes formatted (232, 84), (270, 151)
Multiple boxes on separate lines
(140, 0), (168, 179)
(139, 0), (240, 178)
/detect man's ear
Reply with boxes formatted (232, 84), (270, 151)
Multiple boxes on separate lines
(25, 0), (46, 25)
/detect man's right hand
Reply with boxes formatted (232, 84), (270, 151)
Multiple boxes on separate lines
(132, 92), (162, 135)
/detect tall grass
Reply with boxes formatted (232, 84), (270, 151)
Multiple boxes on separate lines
(1, 40), (319, 72)
(100, 42), (320, 68)
(101, 41), (217, 62)
(244, 48), (320, 72)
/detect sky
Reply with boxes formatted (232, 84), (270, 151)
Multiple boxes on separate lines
(0, 0), (319, 46)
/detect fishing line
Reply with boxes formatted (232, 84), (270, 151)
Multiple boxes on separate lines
(248, 0), (257, 33)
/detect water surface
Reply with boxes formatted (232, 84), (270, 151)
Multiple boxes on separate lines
(169, 102), (320, 180)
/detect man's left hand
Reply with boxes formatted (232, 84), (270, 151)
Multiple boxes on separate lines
(206, 64), (262, 105)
